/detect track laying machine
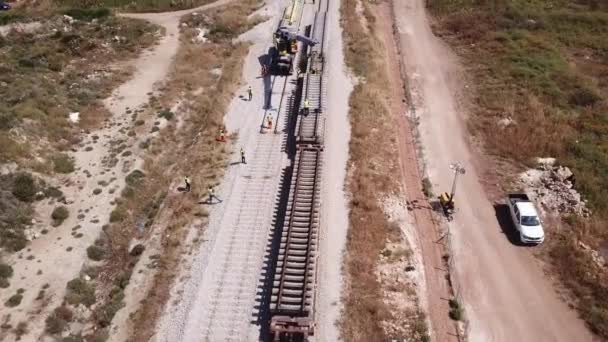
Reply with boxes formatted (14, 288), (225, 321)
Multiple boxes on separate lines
(269, 0), (318, 75)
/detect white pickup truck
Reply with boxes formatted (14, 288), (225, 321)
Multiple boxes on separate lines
(506, 193), (545, 244)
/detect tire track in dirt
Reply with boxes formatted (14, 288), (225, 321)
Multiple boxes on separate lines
(392, 0), (594, 341)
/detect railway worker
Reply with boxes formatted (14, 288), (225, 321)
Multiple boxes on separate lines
(303, 98), (310, 116)
(218, 128), (226, 142)
(267, 115), (273, 130)
(208, 186), (215, 204)
(184, 176), (191, 193)
(247, 86), (253, 101)
(240, 147), (246, 164)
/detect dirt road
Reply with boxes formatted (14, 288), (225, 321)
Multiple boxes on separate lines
(392, 0), (594, 341)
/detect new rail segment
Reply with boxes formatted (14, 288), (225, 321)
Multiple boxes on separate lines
(268, 0), (329, 339)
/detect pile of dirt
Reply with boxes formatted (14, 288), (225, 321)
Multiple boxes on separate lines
(520, 159), (590, 217)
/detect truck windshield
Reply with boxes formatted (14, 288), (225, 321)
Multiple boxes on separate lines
(521, 216), (540, 226)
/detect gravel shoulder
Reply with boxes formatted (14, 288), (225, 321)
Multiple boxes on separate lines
(314, 0), (352, 338)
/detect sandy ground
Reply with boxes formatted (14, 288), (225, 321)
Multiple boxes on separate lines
(314, 0), (352, 339)
(151, 0), (303, 340)
(0, 2), (229, 341)
(393, 0), (594, 341)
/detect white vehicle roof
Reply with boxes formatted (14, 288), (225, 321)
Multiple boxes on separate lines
(516, 202), (538, 217)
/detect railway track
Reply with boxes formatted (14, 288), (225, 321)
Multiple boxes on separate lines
(270, 146), (322, 338)
(268, 0), (328, 339)
(295, 10), (327, 144)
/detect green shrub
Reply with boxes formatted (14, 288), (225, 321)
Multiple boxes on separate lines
(44, 186), (64, 198)
(12, 173), (37, 202)
(448, 299), (463, 321)
(422, 177), (433, 198)
(96, 287), (125, 327)
(66, 278), (96, 307)
(125, 170), (145, 187)
(5, 293), (23, 307)
(0, 263), (13, 279)
(51, 206), (69, 226)
(45, 313), (67, 335)
(109, 207), (126, 223)
(63, 8), (111, 21)
(52, 153), (75, 174)
(157, 109), (174, 120)
(86, 245), (106, 261)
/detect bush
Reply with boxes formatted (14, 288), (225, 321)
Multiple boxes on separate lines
(109, 207), (126, 223)
(96, 287), (125, 327)
(422, 177), (433, 198)
(5, 293), (23, 307)
(51, 206), (69, 226)
(44, 186), (64, 198)
(63, 8), (111, 21)
(66, 278), (96, 307)
(87, 245), (106, 261)
(569, 88), (601, 107)
(45, 313), (67, 335)
(448, 299), (463, 321)
(0, 263), (13, 279)
(125, 170), (145, 187)
(52, 153), (75, 174)
(54, 306), (73, 322)
(157, 109), (174, 120)
(12, 173), (37, 202)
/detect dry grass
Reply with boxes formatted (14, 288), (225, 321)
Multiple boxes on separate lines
(428, 0), (608, 337)
(341, 0), (427, 341)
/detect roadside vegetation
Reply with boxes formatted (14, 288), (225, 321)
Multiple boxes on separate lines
(0, 11), (157, 166)
(428, 0), (608, 337)
(37, 0), (266, 339)
(0, 9), (158, 259)
(55, 0), (215, 13)
(340, 0), (428, 340)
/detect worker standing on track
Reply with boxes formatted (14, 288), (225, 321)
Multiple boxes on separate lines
(267, 115), (273, 130)
(218, 128), (226, 142)
(208, 186), (215, 204)
(247, 86), (253, 101)
(184, 176), (191, 192)
(240, 147), (246, 164)
(303, 98), (310, 116)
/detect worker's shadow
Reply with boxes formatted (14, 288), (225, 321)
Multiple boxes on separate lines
(176, 186), (189, 193)
(199, 197), (223, 205)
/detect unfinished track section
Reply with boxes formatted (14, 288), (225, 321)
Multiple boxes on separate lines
(295, 9), (327, 144)
(269, 0), (328, 339)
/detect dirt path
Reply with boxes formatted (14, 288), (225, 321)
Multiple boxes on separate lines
(0, 2), (231, 341)
(374, 2), (459, 341)
(392, 0), (593, 341)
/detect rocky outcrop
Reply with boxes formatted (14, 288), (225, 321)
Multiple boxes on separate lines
(520, 159), (590, 217)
